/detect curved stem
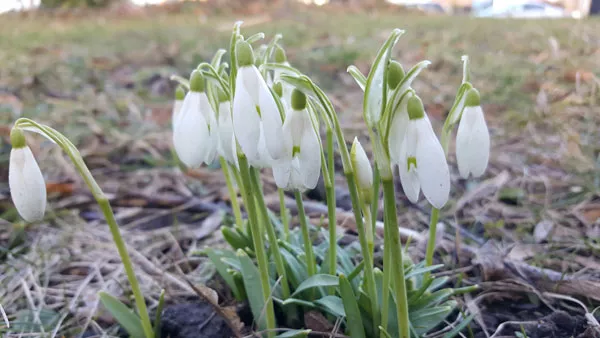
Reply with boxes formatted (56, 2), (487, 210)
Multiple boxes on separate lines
(237, 157), (276, 336)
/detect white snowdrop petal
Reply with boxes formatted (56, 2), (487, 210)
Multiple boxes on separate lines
(233, 73), (261, 163)
(415, 118), (450, 209)
(388, 96), (410, 167)
(289, 158), (305, 191)
(455, 107), (472, 179)
(398, 127), (420, 203)
(240, 66), (261, 104)
(468, 106), (490, 177)
(272, 161), (291, 189)
(298, 121), (322, 190)
(173, 104), (213, 168)
(249, 124), (274, 168)
(258, 79), (286, 161)
(172, 100), (183, 123)
(9, 147), (47, 222)
(217, 102), (237, 165)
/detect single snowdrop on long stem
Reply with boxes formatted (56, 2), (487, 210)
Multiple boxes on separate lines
(173, 70), (217, 168)
(396, 96), (450, 209)
(9, 128), (46, 222)
(232, 41), (286, 168)
(455, 88), (490, 178)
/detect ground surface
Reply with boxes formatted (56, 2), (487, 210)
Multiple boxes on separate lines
(0, 2), (599, 337)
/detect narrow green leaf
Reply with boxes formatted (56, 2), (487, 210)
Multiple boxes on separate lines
(99, 292), (145, 338)
(411, 289), (454, 311)
(410, 303), (455, 335)
(315, 296), (345, 318)
(280, 298), (316, 308)
(280, 248), (308, 289)
(205, 249), (241, 299)
(291, 274), (339, 297)
(347, 65), (367, 91)
(404, 264), (444, 279)
(339, 274), (366, 338)
(153, 289), (165, 338)
(261, 63), (302, 77)
(238, 249), (268, 330)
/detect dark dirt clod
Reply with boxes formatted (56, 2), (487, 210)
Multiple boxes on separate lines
(160, 302), (235, 338)
(524, 311), (588, 338)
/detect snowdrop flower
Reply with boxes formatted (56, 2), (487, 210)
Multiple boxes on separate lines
(233, 41), (286, 167)
(351, 138), (373, 204)
(388, 91), (413, 167)
(9, 128), (46, 222)
(394, 96), (450, 209)
(456, 88), (490, 178)
(215, 88), (238, 167)
(273, 89), (321, 191)
(172, 85), (185, 123)
(173, 70), (217, 168)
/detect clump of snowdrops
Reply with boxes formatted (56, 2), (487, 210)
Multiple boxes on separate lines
(7, 22), (489, 338)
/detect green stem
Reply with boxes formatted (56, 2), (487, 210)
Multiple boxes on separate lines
(294, 191), (317, 278)
(380, 216), (391, 338)
(220, 157), (243, 231)
(325, 129), (337, 287)
(425, 208), (439, 271)
(238, 157), (276, 336)
(371, 166), (380, 241)
(363, 206), (374, 258)
(100, 198), (154, 338)
(345, 172), (379, 336)
(382, 179), (410, 338)
(278, 189), (290, 242)
(250, 168), (291, 299)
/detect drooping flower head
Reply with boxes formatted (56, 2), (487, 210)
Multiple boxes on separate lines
(173, 70), (217, 168)
(456, 88), (490, 179)
(395, 96), (450, 209)
(233, 41), (286, 167)
(273, 89), (321, 191)
(9, 128), (47, 222)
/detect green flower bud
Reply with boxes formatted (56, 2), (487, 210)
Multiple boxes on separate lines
(236, 41), (255, 67)
(274, 45), (287, 63)
(175, 85), (186, 100)
(407, 96), (425, 120)
(291, 89), (307, 110)
(464, 87), (481, 107)
(10, 128), (26, 149)
(387, 60), (405, 90)
(273, 82), (283, 98)
(189, 70), (205, 93)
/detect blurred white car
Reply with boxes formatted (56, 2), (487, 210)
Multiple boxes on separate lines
(475, 2), (566, 18)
